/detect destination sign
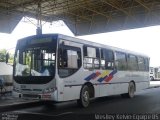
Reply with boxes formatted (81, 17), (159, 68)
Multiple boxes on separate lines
(30, 37), (52, 44)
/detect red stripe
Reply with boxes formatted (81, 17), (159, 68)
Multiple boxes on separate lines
(96, 71), (101, 76)
(105, 75), (113, 82)
(93, 71), (101, 80)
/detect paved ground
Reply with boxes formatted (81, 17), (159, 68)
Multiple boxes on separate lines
(0, 67), (160, 120)
(0, 62), (12, 75)
(0, 87), (160, 120)
(150, 81), (160, 87)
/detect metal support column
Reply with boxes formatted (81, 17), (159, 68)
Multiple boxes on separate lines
(36, 1), (42, 35)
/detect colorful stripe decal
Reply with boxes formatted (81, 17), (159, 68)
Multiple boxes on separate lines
(84, 71), (101, 81)
(84, 69), (117, 83)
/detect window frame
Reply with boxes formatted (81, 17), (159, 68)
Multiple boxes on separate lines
(127, 54), (139, 71)
(137, 56), (146, 71)
(115, 51), (128, 71)
(100, 48), (115, 70)
(83, 45), (100, 70)
(58, 44), (82, 78)
(144, 57), (149, 71)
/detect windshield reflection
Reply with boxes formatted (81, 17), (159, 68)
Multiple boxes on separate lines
(14, 47), (55, 77)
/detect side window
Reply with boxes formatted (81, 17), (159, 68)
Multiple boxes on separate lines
(58, 45), (81, 77)
(128, 54), (138, 71)
(83, 46), (100, 69)
(137, 57), (145, 71)
(115, 52), (127, 70)
(101, 49), (114, 70)
(144, 58), (149, 71)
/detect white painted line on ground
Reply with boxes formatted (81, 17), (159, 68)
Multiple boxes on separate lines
(13, 111), (73, 117)
(0, 100), (39, 107)
(54, 112), (74, 116)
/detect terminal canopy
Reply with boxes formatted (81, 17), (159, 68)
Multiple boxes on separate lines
(1, 0), (160, 35)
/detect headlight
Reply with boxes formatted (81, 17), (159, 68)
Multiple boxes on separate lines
(43, 87), (57, 93)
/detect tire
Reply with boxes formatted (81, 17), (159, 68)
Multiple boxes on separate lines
(121, 82), (135, 98)
(77, 85), (90, 107)
(127, 82), (135, 98)
(150, 76), (154, 81)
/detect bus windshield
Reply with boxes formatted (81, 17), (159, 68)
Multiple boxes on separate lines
(14, 47), (55, 77)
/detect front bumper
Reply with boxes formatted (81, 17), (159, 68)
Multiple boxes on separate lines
(12, 90), (58, 101)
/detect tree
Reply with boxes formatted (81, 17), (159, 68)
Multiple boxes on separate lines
(8, 53), (14, 64)
(0, 49), (14, 64)
(0, 49), (7, 62)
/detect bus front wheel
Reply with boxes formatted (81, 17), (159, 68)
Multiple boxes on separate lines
(77, 85), (90, 107)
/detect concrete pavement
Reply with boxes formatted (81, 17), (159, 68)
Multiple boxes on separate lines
(0, 62), (12, 75)
(149, 81), (160, 88)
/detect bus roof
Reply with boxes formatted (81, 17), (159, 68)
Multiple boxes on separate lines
(57, 34), (149, 58)
(17, 33), (149, 58)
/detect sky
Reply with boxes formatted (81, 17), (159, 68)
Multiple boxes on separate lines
(0, 17), (160, 67)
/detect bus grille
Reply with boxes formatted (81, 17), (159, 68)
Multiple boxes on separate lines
(22, 94), (40, 99)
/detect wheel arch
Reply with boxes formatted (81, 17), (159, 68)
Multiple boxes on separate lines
(130, 80), (136, 92)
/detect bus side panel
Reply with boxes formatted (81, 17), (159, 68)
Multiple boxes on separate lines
(136, 82), (149, 92)
(136, 72), (149, 91)
(99, 71), (129, 97)
(144, 72), (150, 83)
(94, 84), (100, 98)
(56, 75), (65, 102)
(99, 83), (129, 97)
(129, 71), (144, 82)
(60, 67), (104, 101)
(99, 84), (114, 97)
(63, 86), (81, 101)
(113, 83), (129, 95)
(62, 69), (101, 101)
(129, 71), (149, 92)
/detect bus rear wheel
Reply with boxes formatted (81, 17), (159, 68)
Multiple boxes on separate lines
(121, 82), (135, 98)
(128, 82), (135, 98)
(77, 85), (90, 107)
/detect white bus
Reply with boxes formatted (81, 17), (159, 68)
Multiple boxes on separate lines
(12, 34), (150, 107)
(149, 67), (155, 80)
(149, 67), (160, 80)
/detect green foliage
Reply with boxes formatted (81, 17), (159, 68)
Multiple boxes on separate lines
(0, 49), (14, 64)
(0, 49), (7, 62)
(8, 53), (14, 64)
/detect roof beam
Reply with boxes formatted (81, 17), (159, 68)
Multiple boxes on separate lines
(63, 11), (91, 22)
(101, 0), (143, 25)
(42, 0), (111, 20)
(101, 0), (131, 16)
(42, 0), (111, 19)
(135, 0), (150, 11)
(78, 3), (110, 19)
(1, 0), (36, 10)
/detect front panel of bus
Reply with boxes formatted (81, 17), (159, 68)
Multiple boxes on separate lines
(12, 35), (58, 101)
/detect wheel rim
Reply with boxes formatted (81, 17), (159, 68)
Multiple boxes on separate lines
(83, 91), (89, 102)
(129, 83), (135, 98)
